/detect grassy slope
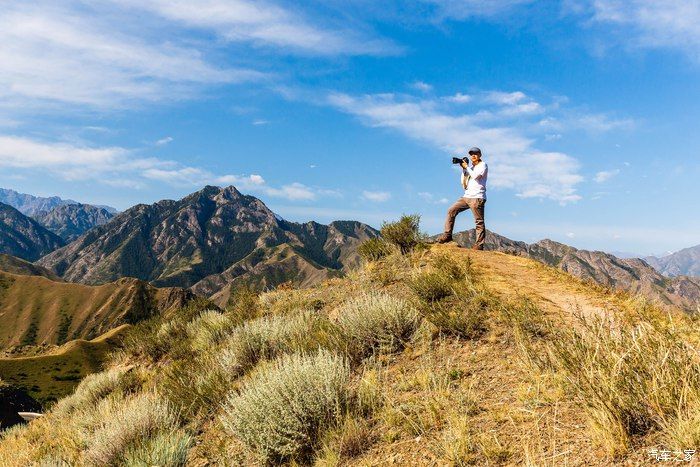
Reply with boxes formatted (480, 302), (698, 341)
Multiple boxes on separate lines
(0, 271), (189, 351)
(1, 244), (694, 465)
(0, 326), (128, 406)
(0, 253), (61, 281)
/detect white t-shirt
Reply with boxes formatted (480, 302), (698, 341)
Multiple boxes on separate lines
(463, 162), (488, 199)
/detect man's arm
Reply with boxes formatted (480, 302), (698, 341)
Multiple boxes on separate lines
(464, 162), (486, 180)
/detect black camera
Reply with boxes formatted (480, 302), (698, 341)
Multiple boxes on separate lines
(452, 157), (467, 165)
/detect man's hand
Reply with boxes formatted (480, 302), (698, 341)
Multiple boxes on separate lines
(460, 161), (469, 169)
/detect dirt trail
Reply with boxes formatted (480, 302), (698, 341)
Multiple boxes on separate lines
(437, 244), (622, 323)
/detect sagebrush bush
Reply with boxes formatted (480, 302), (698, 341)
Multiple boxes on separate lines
(218, 309), (328, 376)
(122, 430), (192, 467)
(84, 392), (189, 466)
(53, 368), (126, 416)
(358, 237), (394, 262)
(185, 309), (235, 352)
(380, 214), (424, 254)
(333, 292), (420, 362)
(220, 351), (350, 463)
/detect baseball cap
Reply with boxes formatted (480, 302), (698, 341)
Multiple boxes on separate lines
(468, 147), (482, 155)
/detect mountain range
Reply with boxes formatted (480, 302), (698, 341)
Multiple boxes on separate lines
(0, 188), (116, 217)
(645, 245), (700, 278)
(38, 186), (378, 306)
(452, 230), (700, 313)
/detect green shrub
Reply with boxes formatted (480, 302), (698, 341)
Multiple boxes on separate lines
(333, 292), (420, 362)
(220, 351), (350, 463)
(380, 214), (423, 254)
(358, 237), (394, 262)
(227, 286), (261, 323)
(421, 294), (489, 339)
(410, 271), (454, 303)
(84, 393), (190, 466)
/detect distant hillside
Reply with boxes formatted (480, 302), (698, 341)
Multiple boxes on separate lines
(0, 270), (196, 351)
(39, 186), (377, 303)
(0, 326), (128, 406)
(452, 230), (700, 313)
(0, 188), (116, 217)
(0, 254), (61, 281)
(0, 188), (77, 217)
(0, 203), (65, 261)
(33, 203), (114, 242)
(646, 245), (700, 277)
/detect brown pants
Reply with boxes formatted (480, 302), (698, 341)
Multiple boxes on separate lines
(444, 197), (486, 247)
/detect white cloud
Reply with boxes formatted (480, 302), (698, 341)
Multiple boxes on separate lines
(591, 0), (700, 59)
(264, 183), (317, 201)
(411, 81), (433, 92)
(538, 112), (634, 134)
(484, 91), (528, 105)
(566, 232), (576, 238)
(575, 113), (635, 132)
(594, 169), (620, 183)
(115, 0), (399, 56)
(155, 136), (173, 146)
(252, 119), (270, 125)
(327, 92), (583, 204)
(0, 2), (260, 111)
(361, 190), (392, 202)
(0, 135), (330, 200)
(446, 92), (472, 103)
(418, 192), (451, 204)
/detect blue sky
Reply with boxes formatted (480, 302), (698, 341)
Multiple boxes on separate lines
(1, 0), (699, 255)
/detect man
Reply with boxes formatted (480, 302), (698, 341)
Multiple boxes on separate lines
(437, 147), (488, 249)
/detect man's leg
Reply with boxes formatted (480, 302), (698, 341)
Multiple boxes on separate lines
(468, 198), (486, 249)
(438, 197), (469, 242)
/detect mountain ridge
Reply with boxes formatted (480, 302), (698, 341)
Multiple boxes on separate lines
(645, 244), (700, 278)
(38, 186), (377, 301)
(0, 203), (66, 262)
(451, 229), (700, 313)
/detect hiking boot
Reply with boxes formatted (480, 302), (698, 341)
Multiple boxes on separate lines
(471, 244), (484, 251)
(436, 233), (453, 244)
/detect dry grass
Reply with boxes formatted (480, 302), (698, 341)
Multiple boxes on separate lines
(517, 309), (700, 457)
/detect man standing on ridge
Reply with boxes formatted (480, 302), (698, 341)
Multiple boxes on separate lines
(437, 147), (488, 249)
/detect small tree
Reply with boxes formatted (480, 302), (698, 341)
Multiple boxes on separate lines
(380, 214), (423, 254)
